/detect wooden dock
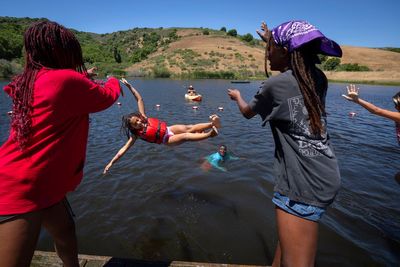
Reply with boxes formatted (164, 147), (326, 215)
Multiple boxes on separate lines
(31, 250), (269, 267)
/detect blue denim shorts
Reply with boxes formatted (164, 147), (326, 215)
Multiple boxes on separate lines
(272, 192), (326, 222)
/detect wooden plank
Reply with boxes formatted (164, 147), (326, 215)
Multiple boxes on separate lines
(31, 250), (269, 267)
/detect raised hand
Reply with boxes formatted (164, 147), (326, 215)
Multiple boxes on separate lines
(227, 89), (241, 101)
(120, 78), (130, 86)
(342, 84), (359, 102)
(256, 21), (270, 43)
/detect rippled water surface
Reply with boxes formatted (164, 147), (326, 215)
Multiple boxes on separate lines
(1, 79), (399, 266)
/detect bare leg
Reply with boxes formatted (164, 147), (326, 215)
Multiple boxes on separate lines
(169, 115), (221, 134)
(169, 123), (212, 134)
(167, 126), (218, 146)
(273, 207), (319, 267)
(42, 200), (79, 267)
(0, 211), (42, 267)
(272, 241), (281, 267)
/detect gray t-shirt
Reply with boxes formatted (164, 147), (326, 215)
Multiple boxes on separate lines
(249, 70), (341, 208)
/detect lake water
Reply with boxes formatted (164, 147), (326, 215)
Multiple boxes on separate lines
(0, 79), (399, 266)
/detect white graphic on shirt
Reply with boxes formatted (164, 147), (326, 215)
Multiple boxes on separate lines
(288, 96), (333, 158)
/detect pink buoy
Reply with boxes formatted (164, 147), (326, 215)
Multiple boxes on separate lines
(349, 112), (356, 117)
(192, 106), (198, 110)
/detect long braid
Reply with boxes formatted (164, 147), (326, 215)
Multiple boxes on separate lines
(10, 21), (87, 149)
(290, 48), (326, 136)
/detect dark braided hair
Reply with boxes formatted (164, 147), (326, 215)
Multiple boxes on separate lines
(289, 40), (328, 136)
(9, 20), (86, 149)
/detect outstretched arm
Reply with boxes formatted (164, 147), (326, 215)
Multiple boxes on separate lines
(228, 89), (257, 119)
(120, 78), (146, 117)
(343, 84), (400, 123)
(103, 136), (136, 174)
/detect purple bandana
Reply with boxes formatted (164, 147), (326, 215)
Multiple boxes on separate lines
(271, 20), (342, 57)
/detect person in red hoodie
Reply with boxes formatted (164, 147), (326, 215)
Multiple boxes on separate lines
(0, 21), (121, 267)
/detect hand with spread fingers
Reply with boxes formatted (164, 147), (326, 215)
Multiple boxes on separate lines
(342, 84), (359, 102)
(256, 21), (270, 43)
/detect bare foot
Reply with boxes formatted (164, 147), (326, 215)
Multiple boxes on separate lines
(209, 114), (221, 128)
(210, 126), (219, 137)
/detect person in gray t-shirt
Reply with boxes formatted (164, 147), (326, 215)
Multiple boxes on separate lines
(228, 20), (342, 267)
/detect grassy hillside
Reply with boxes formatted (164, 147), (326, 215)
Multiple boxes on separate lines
(1, 16), (400, 84)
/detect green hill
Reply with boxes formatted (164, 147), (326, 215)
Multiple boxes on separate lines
(0, 16), (261, 79)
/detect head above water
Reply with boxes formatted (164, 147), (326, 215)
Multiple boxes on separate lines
(218, 145), (227, 156)
(10, 20), (87, 149)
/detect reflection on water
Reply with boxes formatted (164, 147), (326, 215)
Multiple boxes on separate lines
(0, 79), (399, 266)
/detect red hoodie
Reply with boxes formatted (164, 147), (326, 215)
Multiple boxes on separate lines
(0, 68), (120, 214)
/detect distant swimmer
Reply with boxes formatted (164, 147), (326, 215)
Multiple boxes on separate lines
(202, 145), (239, 172)
(343, 84), (400, 144)
(103, 78), (221, 174)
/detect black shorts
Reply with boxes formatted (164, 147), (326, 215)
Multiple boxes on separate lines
(0, 197), (75, 223)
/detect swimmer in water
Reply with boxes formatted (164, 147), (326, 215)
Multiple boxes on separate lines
(202, 145), (239, 172)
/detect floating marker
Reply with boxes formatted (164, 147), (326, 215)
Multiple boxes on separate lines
(117, 102), (122, 106)
(7, 111), (13, 116)
(349, 112), (356, 117)
(218, 107), (224, 111)
(156, 104), (161, 108)
(192, 106), (199, 110)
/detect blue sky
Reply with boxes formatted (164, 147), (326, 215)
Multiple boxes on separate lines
(1, 0), (399, 47)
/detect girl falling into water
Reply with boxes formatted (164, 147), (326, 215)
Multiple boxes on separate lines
(103, 78), (220, 174)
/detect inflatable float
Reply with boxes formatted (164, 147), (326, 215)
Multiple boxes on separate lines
(185, 94), (202, 102)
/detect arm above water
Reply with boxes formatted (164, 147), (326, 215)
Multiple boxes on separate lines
(228, 89), (257, 119)
(120, 78), (146, 117)
(343, 84), (400, 123)
(103, 136), (137, 174)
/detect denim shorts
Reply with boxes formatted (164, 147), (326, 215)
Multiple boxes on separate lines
(272, 192), (326, 222)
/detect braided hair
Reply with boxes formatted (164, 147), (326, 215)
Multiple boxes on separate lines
(9, 20), (86, 149)
(290, 40), (328, 136)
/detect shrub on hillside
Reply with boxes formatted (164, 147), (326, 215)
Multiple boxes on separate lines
(220, 27), (226, 32)
(336, 63), (370, 71)
(0, 59), (22, 78)
(227, 29), (237, 37)
(152, 66), (171, 78)
(322, 58), (341, 71)
(202, 29), (210, 35)
(241, 33), (254, 43)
